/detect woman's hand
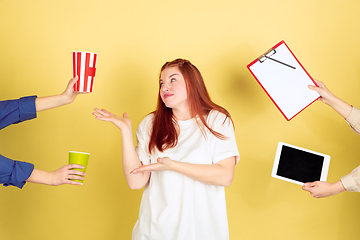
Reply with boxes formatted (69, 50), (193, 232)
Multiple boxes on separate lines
(26, 164), (86, 186)
(308, 79), (352, 118)
(308, 79), (337, 105)
(302, 180), (346, 198)
(49, 164), (86, 186)
(60, 76), (81, 104)
(35, 76), (88, 112)
(93, 108), (132, 130)
(130, 157), (173, 174)
(93, 108), (148, 190)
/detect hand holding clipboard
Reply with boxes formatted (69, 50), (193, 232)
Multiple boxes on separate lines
(247, 41), (320, 121)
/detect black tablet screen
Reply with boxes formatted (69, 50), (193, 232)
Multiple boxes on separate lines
(277, 145), (324, 183)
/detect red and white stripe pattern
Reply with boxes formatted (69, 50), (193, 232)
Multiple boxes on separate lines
(72, 51), (97, 92)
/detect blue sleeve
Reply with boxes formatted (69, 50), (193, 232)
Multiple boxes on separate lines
(0, 95), (37, 130)
(0, 154), (34, 189)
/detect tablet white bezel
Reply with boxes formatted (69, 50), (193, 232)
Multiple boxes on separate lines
(271, 142), (330, 185)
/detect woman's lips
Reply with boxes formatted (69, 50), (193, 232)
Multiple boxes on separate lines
(164, 93), (173, 99)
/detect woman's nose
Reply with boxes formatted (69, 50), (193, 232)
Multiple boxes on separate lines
(162, 83), (170, 92)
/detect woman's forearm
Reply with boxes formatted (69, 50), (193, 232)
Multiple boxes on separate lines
(326, 96), (352, 119)
(92, 109), (150, 189)
(169, 157), (236, 187)
(35, 94), (71, 112)
(35, 77), (80, 112)
(121, 127), (150, 190)
(26, 168), (52, 185)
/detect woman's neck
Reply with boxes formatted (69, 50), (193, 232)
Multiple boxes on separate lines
(172, 108), (192, 121)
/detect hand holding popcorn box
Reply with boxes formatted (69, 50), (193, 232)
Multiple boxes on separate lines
(72, 51), (98, 92)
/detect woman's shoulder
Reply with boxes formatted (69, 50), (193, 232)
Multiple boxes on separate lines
(206, 110), (235, 137)
(207, 110), (229, 124)
(139, 113), (155, 128)
(136, 113), (155, 138)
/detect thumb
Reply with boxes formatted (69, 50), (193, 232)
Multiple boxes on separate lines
(308, 84), (317, 90)
(70, 76), (79, 85)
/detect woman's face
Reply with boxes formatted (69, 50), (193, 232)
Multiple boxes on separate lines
(159, 66), (189, 111)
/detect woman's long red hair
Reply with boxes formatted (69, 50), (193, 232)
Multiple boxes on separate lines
(148, 58), (233, 153)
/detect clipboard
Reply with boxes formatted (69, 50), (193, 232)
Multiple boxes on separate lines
(247, 40), (320, 121)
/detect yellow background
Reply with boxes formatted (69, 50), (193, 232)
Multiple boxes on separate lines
(1, 0), (360, 239)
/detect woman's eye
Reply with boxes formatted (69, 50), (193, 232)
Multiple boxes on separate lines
(171, 78), (176, 82)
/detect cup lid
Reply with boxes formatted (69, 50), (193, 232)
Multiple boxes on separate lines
(69, 151), (90, 155)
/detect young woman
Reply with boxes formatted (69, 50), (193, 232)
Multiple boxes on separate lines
(302, 79), (360, 198)
(93, 59), (240, 240)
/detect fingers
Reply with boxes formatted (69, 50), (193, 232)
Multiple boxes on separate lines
(92, 108), (113, 121)
(313, 79), (325, 87)
(66, 165), (86, 177)
(308, 83), (322, 93)
(101, 109), (112, 115)
(308, 79), (324, 89)
(67, 164), (85, 170)
(130, 164), (156, 174)
(66, 171), (85, 185)
(302, 183), (310, 191)
(130, 166), (145, 174)
(92, 111), (105, 118)
(302, 182), (325, 198)
(68, 173), (85, 180)
(302, 182), (317, 191)
(311, 80), (327, 91)
(66, 179), (83, 185)
(308, 84), (317, 90)
(50, 164), (86, 186)
(307, 182), (317, 187)
(93, 108), (110, 116)
(69, 169), (86, 176)
(64, 164), (86, 184)
(93, 108), (115, 118)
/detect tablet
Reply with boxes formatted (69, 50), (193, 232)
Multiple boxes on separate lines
(271, 142), (330, 185)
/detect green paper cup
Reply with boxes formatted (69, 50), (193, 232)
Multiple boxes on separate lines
(68, 151), (90, 183)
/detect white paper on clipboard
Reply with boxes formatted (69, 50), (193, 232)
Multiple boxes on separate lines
(247, 40), (320, 121)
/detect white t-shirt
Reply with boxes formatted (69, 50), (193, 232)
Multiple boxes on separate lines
(133, 110), (240, 240)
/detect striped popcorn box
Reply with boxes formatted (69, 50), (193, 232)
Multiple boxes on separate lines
(72, 51), (98, 92)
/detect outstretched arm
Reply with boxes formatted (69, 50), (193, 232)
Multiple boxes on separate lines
(308, 79), (352, 118)
(35, 76), (83, 112)
(93, 109), (150, 190)
(26, 164), (86, 186)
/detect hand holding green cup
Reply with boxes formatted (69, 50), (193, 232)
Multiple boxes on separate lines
(68, 151), (90, 184)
